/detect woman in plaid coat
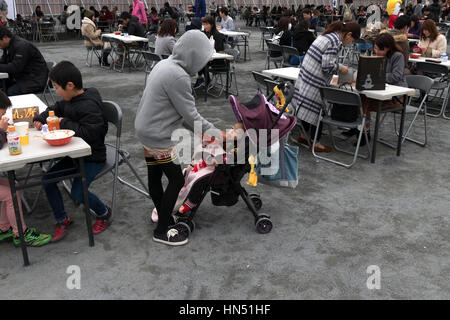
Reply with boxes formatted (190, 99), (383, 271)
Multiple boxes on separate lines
(293, 21), (361, 152)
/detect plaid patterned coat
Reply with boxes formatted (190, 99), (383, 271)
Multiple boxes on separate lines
(293, 32), (342, 125)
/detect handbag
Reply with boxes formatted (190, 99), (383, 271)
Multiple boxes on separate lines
(256, 137), (299, 188)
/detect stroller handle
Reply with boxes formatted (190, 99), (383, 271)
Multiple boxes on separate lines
(268, 81), (295, 130)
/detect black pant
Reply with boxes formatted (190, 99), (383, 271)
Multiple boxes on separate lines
(302, 120), (323, 141)
(146, 157), (184, 235)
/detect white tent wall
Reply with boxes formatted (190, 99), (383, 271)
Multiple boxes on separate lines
(12, 0), (387, 17)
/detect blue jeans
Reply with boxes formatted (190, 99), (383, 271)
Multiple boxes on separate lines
(42, 157), (107, 223)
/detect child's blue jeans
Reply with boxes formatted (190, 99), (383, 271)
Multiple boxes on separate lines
(42, 157), (107, 223)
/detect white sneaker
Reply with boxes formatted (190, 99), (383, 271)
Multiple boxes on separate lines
(151, 208), (158, 223)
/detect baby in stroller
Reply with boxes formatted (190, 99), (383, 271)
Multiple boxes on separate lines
(152, 83), (297, 235)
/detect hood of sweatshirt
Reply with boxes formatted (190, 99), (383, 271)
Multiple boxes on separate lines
(82, 17), (96, 27)
(169, 30), (213, 76)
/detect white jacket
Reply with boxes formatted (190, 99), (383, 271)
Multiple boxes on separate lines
(418, 34), (447, 58)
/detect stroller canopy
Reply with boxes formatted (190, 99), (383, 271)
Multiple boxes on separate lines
(229, 94), (297, 147)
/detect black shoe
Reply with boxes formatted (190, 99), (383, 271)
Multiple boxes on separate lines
(153, 224), (189, 246)
(193, 78), (205, 89)
(354, 131), (371, 147)
(103, 61), (110, 67)
(342, 128), (359, 137)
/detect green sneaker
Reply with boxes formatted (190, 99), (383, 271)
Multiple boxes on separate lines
(13, 228), (52, 247)
(0, 228), (13, 242)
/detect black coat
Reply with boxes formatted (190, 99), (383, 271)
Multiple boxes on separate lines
(293, 29), (316, 55)
(124, 16), (146, 37)
(278, 29), (292, 46)
(208, 29), (225, 52)
(34, 88), (108, 162)
(0, 35), (48, 94)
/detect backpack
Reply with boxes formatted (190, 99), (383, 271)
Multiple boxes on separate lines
(343, 4), (353, 22)
(171, 7), (179, 19)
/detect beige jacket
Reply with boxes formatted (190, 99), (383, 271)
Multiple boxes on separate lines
(81, 17), (102, 47)
(418, 34), (447, 58)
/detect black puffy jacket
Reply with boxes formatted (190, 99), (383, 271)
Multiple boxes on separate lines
(0, 35), (48, 94)
(34, 88), (108, 162)
(124, 15), (146, 37)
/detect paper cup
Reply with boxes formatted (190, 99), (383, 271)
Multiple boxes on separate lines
(15, 122), (29, 136)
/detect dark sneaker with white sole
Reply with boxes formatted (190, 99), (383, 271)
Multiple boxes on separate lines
(153, 224), (189, 246)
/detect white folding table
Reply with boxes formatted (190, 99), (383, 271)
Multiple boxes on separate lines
(0, 135), (94, 266)
(220, 30), (250, 61)
(101, 33), (148, 72)
(262, 67), (416, 163)
(0, 94), (95, 266)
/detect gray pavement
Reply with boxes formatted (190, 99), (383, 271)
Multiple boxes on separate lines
(1, 21), (449, 299)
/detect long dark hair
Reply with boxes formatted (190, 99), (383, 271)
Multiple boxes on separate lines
(410, 15), (420, 31)
(201, 15), (217, 37)
(322, 21), (360, 40)
(375, 33), (402, 58)
(276, 16), (291, 32)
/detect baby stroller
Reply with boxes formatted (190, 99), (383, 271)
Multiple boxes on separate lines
(174, 82), (297, 236)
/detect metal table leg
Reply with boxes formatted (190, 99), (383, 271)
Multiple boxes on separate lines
(396, 95), (407, 156)
(7, 170), (29, 266)
(371, 100), (383, 163)
(78, 158), (94, 247)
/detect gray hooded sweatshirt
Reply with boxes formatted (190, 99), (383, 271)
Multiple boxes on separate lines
(135, 30), (216, 149)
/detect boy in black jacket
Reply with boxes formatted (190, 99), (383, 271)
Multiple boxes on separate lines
(33, 61), (110, 242)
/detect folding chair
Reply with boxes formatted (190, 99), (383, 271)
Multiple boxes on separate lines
(281, 45), (301, 67)
(63, 101), (150, 221)
(224, 48), (239, 96)
(312, 87), (371, 168)
(259, 26), (274, 50)
(265, 40), (283, 69)
(109, 38), (126, 72)
(385, 75), (434, 146)
(252, 71), (274, 95)
(141, 51), (162, 86)
(83, 35), (103, 67)
(233, 30), (251, 61)
(415, 61), (450, 118)
(42, 61), (56, 106)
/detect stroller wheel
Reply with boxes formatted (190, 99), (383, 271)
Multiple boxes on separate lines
(255, 215), (272, 234)
(249, 194), (262, 211)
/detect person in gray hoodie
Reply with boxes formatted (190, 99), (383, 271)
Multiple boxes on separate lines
(135, 30), (224, 246)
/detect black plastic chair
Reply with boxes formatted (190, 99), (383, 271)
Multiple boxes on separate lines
(281, 45), (301, 67)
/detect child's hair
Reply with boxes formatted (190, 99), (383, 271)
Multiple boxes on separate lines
(0, 90), (11, 109)
(49, 61), (83, 90)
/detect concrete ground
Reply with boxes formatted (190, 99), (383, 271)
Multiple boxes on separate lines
(1, 20), (449, 300)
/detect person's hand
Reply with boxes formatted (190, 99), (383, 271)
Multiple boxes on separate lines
(118, 24), (123, 29)
(0, 117), (9, 131)
(33, 121), (43, 130)
(407, 33), (413, 38)
(340, 65), (349, 74)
